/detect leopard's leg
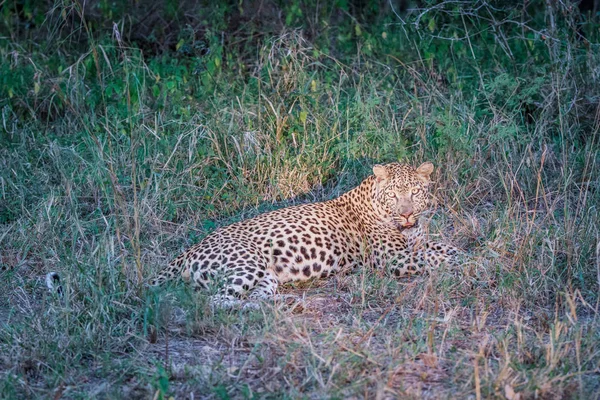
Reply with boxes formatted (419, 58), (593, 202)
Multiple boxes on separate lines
(211, 292), (248, 309)
(206, 249), (270, 309)
(210, 274), (260, 309)
(250, 269), (310, 309)
(371, 236), (429, 277)
(423, 241), (461, 268)
(388, 249), (428, 277)
(248, 269), (279, 301)
(387, 242), (461, 277)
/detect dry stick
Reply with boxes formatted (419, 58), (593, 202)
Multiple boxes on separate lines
(473, 351), (481, 400)
(52, 382), (66, 400)
(575, 320), (584, 398)
(164, 327), (170, 372)
(526, 145), (548, 238)
(428, 289), (439, 356)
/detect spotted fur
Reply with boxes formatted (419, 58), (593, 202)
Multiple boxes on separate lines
(150, 162), (459, 307)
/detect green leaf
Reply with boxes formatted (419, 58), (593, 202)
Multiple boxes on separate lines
(428, 18), (436, 33)
(300, 111), (308, 124)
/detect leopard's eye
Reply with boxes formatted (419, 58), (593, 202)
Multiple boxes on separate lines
(411, 188), (421, 195)
(386, 191), (396, 198)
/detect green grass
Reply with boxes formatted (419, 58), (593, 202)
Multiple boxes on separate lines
(1, 0), (600, 398)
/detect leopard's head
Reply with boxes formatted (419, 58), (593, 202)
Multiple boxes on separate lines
(371, 162), (434, 230)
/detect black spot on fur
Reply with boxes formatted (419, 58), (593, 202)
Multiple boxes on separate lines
(300, 247), (309, 259)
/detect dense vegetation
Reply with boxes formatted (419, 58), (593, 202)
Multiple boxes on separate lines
(1, 0), (599, 398)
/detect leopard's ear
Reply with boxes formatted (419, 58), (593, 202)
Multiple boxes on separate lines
(416, 162), (434, 180)
(373, 164), (390, 182)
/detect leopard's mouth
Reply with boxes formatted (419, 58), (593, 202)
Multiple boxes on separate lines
(394, 220), (418, 230)
(393, 212), (421, 230)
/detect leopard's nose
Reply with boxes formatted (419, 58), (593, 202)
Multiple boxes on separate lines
(400, 212), (413, 219)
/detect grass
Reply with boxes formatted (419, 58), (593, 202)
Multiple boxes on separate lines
(1, 0), (600, 398)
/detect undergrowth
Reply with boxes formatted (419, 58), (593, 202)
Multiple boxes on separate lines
(1, 0), (599, 398)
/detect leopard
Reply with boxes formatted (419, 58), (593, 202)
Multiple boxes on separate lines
(149, 162), (460, 307)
